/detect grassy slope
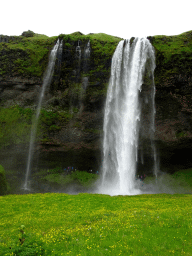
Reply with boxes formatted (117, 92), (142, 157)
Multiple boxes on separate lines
(152, 30), (192, 86)
(34, 169), (99, 188)
(0, 32), (121, 78)
(0, 193), (191, 255)
(36, 167), (192, 190)
(153, 30), (192, 60)
(0, 34), (57, 77)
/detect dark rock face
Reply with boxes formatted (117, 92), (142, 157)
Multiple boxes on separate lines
(153, 32), (192, 172)
(0, 78), (42, 107)
(1, 32), (192, 177)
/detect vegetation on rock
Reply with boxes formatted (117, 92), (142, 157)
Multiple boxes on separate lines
(21, 30), (35, 37)
(0, 164), (8, 195)
(1, 30), (192, 177)
(0, 106), (32, 147)
(152, 30), (192, 87)
(0, 34), (57, 77)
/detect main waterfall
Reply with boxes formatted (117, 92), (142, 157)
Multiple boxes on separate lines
(100, 38), (156, 195)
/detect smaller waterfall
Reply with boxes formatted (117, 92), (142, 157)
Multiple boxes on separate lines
(84, 41), (91, 71)
(23, 39), (60, 190)
(76, 40), (81, 79)
(78, 40), (91, 115)
(82, 40), (91, 90)
(76, 40), (81, 66)
(69, 40), (82, 114)
(57, 39), (63, 70)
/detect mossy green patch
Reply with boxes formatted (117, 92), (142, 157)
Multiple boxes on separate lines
(84, 128), (102, 134)
(71, 170), (98, 187)
(176, 131), (187, 138)
(0, 106), (33, 148)
(38, 169), (98, 188)
(60, 32), (121, 43)
(172, 168), (192, 188)
(0, 106), (70, 148)
(40, 109), (72, 125)
(153, 30), (192, 61)
(0, 34), (57, 77)
(152, 30), (192, 87)
(144, 169), (192, 193)
(0, 164), (8, 195)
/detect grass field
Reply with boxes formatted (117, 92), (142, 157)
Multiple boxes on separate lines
(0, 192), (192, 256)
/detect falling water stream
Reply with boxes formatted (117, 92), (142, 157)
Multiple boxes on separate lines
(82, 40), (91, 90)
(100, 38), (157, 195)
(77, 40), (91, 114)
(57, 39), (63, 71)
(23, 39), (61, 190)
(76, 40), (81, 72)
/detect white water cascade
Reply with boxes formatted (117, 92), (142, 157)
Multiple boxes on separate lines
(57, 39), (63, 70)
(23, 39), (61, 190)
(100, 38), (157, 195)
(76, 40), (81, 70)
(77, 40), (91, 115)
(82, 40), (91, 90)
(85, 40), (90, 57)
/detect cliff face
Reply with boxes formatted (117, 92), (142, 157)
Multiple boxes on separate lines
(152, 31), (192, 172)
(0, 31), (192, 175)
(0, 32), (121, 173)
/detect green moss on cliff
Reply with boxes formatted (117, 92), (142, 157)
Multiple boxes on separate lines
(60, 32), (121, 43)
(153, 31), (192, 60)
(0, 32), (121, 97)
(0, 35), (57, 77)
(84, 128), (102, 134)
(1, 30), (191, 87)
(0, 105), (75, 147)
(40, 109), (72, 126)
(0, 106), (33, 147)
(39, 108), (73, 141)
(175, 131), (187, 138)
(152, 30), (192, 86)
(0, 164), (8, 195)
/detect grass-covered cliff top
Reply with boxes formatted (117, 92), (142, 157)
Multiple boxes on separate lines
(151, 30), (192, 86)
(0, 33), (57, 77)
(152, 30), (192, 61)
(64, 31), (122, 42)
(1, 29), (192, 84)
(0, 31), (122, 78)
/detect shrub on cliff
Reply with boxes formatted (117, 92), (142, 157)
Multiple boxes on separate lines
(21, 30), (35, 37)
(0, 165), (8, 195)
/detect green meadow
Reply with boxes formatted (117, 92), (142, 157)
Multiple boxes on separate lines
(0, 192), (192, 256)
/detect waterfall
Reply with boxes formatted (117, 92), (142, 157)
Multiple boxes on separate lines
(76, 40), (81, 71)
(68, 40), (82, 115)
(76, 40), (91, 115)
(82, 40), (91, 90)
(57, 39), (63, 71)
(23, 39), (61, 190)
(100, 38), (156, 195)
(85, 40), (91, 58)
(76, 40), (81, 56)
